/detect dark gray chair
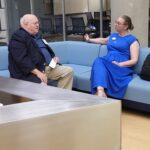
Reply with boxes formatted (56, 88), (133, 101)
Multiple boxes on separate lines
(103, 19), (111, 37)
(71, 17), (87, 35)
(86, 12), (94, 26)
(40, 17), (54, 34)
(54, 16), (63, 34)
(54, 16), (72, 34)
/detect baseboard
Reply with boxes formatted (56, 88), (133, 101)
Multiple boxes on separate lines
(122, 100), (150, 113)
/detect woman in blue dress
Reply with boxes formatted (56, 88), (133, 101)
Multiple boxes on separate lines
(84, 15), (139, 99)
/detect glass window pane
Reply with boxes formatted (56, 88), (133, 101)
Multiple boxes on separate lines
(35, 0), (63, 42)
(0, 0), (7, 45)
(64, 0), (111, 41)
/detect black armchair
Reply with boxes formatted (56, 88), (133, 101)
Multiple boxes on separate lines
(71, 17), (86, 35)
(40, 17), (54, 34)
(54, 16), (63, 34)
(54, 16), (72, 34)
(86, 12), (94, 27)
(103, 19), (111, 37)
(71, 17), (95, 35)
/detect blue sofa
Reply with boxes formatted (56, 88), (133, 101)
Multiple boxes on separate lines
(0, 46), (10, 77)
(49, 41), (150, 112)
(0, 41), (150, 112)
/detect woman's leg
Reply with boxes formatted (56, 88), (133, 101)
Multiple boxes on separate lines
(91, 58), (107, 95)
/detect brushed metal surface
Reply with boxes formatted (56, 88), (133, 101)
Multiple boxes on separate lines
(0, 99), (120, 124)
(0, 76), (112, 104)
(0, 77), (121, 150)
(0, 100), (121, 150)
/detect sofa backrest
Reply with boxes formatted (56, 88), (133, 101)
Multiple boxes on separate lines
(98, 45), (150, 75)
(133, 47), (150, 74)
(49, 41), (100, 66)
(0, 46), (10, 77)
(98, 45), (108, 57)
(1, 41), (149, 78)
(48, 41), (69, 64)
(67, 41), (100, 66)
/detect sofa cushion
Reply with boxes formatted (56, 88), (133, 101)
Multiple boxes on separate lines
(49, 41), (100, 67)
(65, 64), (91, 74)
(66, 41), (100, 66)
(76, 71), (91, 92)
(63, 63), (91, 90)
(0, 46), (10, 77)
(133, 47), (150, 74)
(0, 46), (8, 70)
(0, 70), (10, 77)
(98, 45), (108, 57)
(48, 41), (69, 64)
(124, 74), (150, 104)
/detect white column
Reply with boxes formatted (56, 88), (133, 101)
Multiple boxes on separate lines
(30, 0), (35, 14)
(111, 0), (149, 47)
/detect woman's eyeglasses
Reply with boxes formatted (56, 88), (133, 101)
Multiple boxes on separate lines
(115, 20), (126, 26)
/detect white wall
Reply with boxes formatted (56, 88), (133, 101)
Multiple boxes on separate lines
(111, 0), (149, 47)
(54, 0), (108, 15)
(54, 0), (88, 15)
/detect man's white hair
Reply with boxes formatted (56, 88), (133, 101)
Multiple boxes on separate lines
(20, 14), (36, 27)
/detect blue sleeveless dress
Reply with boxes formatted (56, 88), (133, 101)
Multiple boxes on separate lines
(91, 33), (137, 99)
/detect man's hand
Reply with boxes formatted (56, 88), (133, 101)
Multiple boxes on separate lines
(31, 69), (48, 84)
(37, 71), (48, 84)
(53, 56), (59, 63)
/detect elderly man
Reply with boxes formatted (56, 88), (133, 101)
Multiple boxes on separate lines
(8, 14), (73, 89)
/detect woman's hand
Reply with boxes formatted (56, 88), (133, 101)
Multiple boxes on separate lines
(84, 34), (109, 45)
(112, 61), (122, 67)
(84, 34), (90, 42)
